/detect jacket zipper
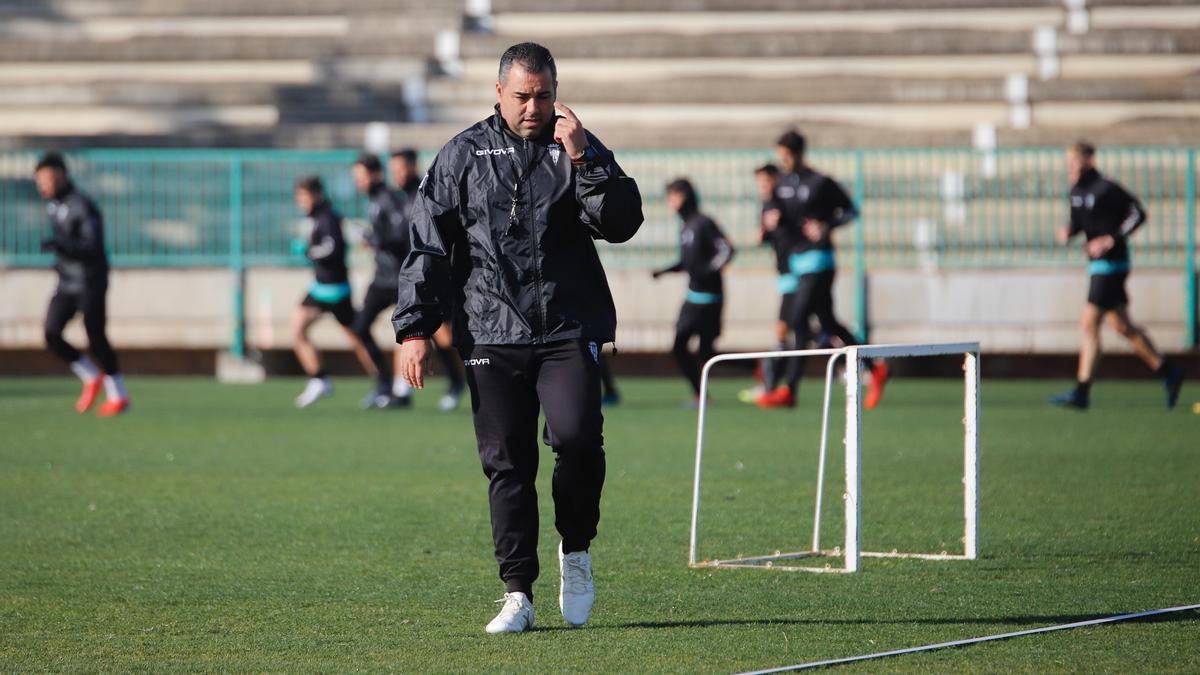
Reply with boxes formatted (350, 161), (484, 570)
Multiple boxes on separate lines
(523, 137), (549, 344)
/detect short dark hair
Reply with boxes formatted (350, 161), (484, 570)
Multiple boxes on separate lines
(354, 153), (382, 174)
(390, 148), (418, 165)
(1069, 140), (1096, 158)
(776, 129), (806, 159)
(755, 163), (780, 176)
(498, 42), (557, 83)
(666, 178), (698, 209)
(295, 175), (325, 196)
(36, 152), (68, 173)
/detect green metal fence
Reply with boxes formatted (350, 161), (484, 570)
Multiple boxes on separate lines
(2, 147), (1196, 347)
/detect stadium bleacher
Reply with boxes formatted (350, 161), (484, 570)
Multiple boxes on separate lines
(0, 0), (1197, 149)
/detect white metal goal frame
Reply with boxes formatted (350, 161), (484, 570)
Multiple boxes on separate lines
(688, 342), (980, 573)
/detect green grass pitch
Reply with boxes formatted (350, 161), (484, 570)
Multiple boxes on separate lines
(1, 374), (1197, 672)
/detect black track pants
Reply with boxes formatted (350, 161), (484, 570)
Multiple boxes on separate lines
(462, 339), (606, 595)
(44, 285), (120, 375)
(350, 284), (396, 386)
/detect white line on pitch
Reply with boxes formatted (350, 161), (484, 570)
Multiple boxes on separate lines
(736, 603), (1200, 674)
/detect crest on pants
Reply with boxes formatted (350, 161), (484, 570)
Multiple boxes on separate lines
(588, 341), (599, 364)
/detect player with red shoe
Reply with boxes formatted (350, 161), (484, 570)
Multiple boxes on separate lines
(756, 131), (888, 411)
(35, 153), (130, 416)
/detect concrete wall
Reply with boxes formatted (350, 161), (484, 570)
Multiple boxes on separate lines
(0, 266), (1191, 355)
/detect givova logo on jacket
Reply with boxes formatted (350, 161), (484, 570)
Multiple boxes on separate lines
(464, 358), (492, 367)
(474, 147), (516, 156)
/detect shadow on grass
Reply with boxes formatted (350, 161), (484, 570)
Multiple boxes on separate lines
(528, 609), (1199, 632)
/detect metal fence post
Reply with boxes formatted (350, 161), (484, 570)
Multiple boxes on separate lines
(1187, 148), (1197, 349)
(854, 149), (868, 342)
(229, 153), (246, 359)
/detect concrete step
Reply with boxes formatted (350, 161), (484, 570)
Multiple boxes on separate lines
(461, 28), (1200, 60)
(0, 57), (424, 85)
(429, 74), (1200, 105)
(0, 16), (348, 41)
(461, 54), (1200, 81)
(433, 100), (1200, 133)
(0, 105), (278, 136)
(0, 14), (455, 42)
(0, 82), (413, 118)
(0, 34), (438, 62)
(492, 7), (1200, 36)
(490, 0), (1198, 11)
(0, 0), (445, 18)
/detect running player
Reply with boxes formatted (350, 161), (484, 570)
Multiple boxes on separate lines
(35, 152), (130, 416)
(388, 149), (466, 411)
(290, 176), (384, 408)
(757, 129), (888, 410)
(1050, 141), (1184, 410)
(652, 178), (735, 403)
(350, 153), (411, 409)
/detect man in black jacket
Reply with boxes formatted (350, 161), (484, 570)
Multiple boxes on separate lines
(653, 178), (734, 402)
(392, 42), (643, 634)
(388, 148), (467, 412)
(35, 152), (130, 416)
(1051, 141), (1184, 410)
(351, 153), (412, 409)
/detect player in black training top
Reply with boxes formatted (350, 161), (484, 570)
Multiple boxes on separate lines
(35, 152), (130, 416)
(1050, 141), (1184, 410)
(757, 129), (888, 410)
(351, 153), (413, 409)
(386, 149), (467, 412)
(652, 178), (735, 403)
(290, 176), (385, 408)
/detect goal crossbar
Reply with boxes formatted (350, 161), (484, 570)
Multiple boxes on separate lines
(688, 342), (980, 574)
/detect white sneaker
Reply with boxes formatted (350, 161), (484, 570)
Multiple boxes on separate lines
(437, 391), (461, 412)
(485, 592), (534, 634)
(294, 377), (333, 408)
(559, 542), (595, 627)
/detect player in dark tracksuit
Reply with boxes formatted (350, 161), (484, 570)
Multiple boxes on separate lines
(386, 149), (468, 412)
(653, 178), (735, 400)
(392, 43), (643, 633)
(351, 153), (413, 409)
(1051, 141), (1184, 410)
(35, 152), (130, 416)
(290, 175), (385, 408)
(758, 129), (888, 410)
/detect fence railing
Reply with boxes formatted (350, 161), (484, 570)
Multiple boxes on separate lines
(2, 147), (1196, 347)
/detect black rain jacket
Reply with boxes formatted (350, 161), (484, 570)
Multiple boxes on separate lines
(392, 106), (643, 346)
(42, 182), (109, 294)
(365, 180), (415, 289)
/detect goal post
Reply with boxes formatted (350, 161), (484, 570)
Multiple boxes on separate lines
(688, 342), (980, 574)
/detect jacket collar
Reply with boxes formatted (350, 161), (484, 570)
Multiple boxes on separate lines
(53, 180), (75, 201)
(1075, 167), (1101, 189)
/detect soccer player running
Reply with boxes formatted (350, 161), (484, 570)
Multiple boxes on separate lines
(1050, 141), (1184, 410)
(393, 42), (643, 634)
(290, 176), (386, 408)
(652, 178), (735, 404)
(751, 162), (796, 400)
(757, 129), (888, 410)
(35, 152), (130, 416)
(387, 149), (467, 411)
(350, 153), (412, 409)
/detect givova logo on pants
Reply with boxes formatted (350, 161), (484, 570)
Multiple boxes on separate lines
(464, 358), (491, 367)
